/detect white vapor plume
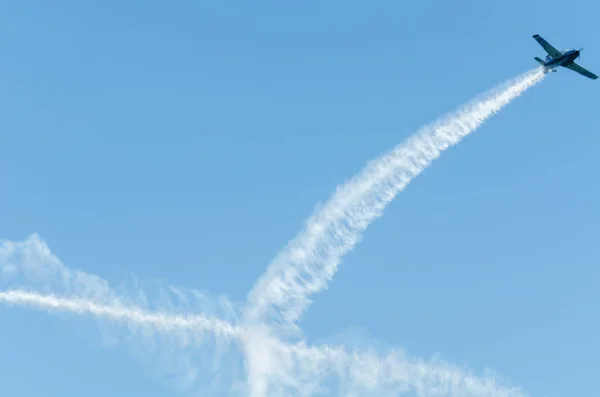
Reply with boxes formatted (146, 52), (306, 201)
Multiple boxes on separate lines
(243, 336), (528, 397)
(0, 289), (238, 337)
(244, 67), (546, 333)
(1, 67), (545, 397)
(0, 235), (530, 397)
(0, 234), (244, 395)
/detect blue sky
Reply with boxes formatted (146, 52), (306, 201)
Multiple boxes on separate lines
(1, 1), (599, 396)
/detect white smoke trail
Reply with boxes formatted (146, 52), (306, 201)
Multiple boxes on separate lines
(1, 68), (545, 397)
(244, 67), (546, 333)
(0, 287), (529, 397)
(0, 234), (245, 395)
(1, 235), (532, 397)
(0, 289), (238, 337)
(0, 287), (528, 397)
(240, 327), (529, 397)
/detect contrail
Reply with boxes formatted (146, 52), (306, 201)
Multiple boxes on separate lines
(0, 289), (238, 337)
(0, 234), (245, 395)
(1, 65), (546, 396)
(241, 326), (529, 397)
(0, 288), (528, 397)
(244, 67), (546, 333)
(1, 235), (533, 397)
(0, 234), (239, 339)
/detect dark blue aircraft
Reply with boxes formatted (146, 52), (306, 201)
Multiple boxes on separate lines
(533, 34), (597, 80)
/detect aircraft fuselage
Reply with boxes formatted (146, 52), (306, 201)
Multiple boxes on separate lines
(544, 49), (580, 67)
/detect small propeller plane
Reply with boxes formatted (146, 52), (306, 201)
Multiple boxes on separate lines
(532, 34), (597, 80)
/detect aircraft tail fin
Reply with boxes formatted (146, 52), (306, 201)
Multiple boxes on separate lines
(534, 56), (545, 65)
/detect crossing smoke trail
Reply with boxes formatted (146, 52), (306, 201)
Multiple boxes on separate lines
(244, 333), (529, 397)
(0, 234), (245, 395)
(1, 237), (529, 397)
(244, 67), (546, 334)
(0, 289), (529, 397)
(1, 67), (545, 397)
(0, 234), (240, 338)
(0, 289), (238, 337)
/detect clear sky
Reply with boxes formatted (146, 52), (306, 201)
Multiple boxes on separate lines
(1, 1), (599, 396)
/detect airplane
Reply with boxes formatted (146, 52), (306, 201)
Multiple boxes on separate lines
(532, 34), (598, 80)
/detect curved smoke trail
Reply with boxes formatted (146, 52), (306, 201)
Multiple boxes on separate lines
(244, 67), (546, 334)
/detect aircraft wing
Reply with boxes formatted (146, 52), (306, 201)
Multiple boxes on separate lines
(532, 34), (563, 58)
(564, 62), (598, 80)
